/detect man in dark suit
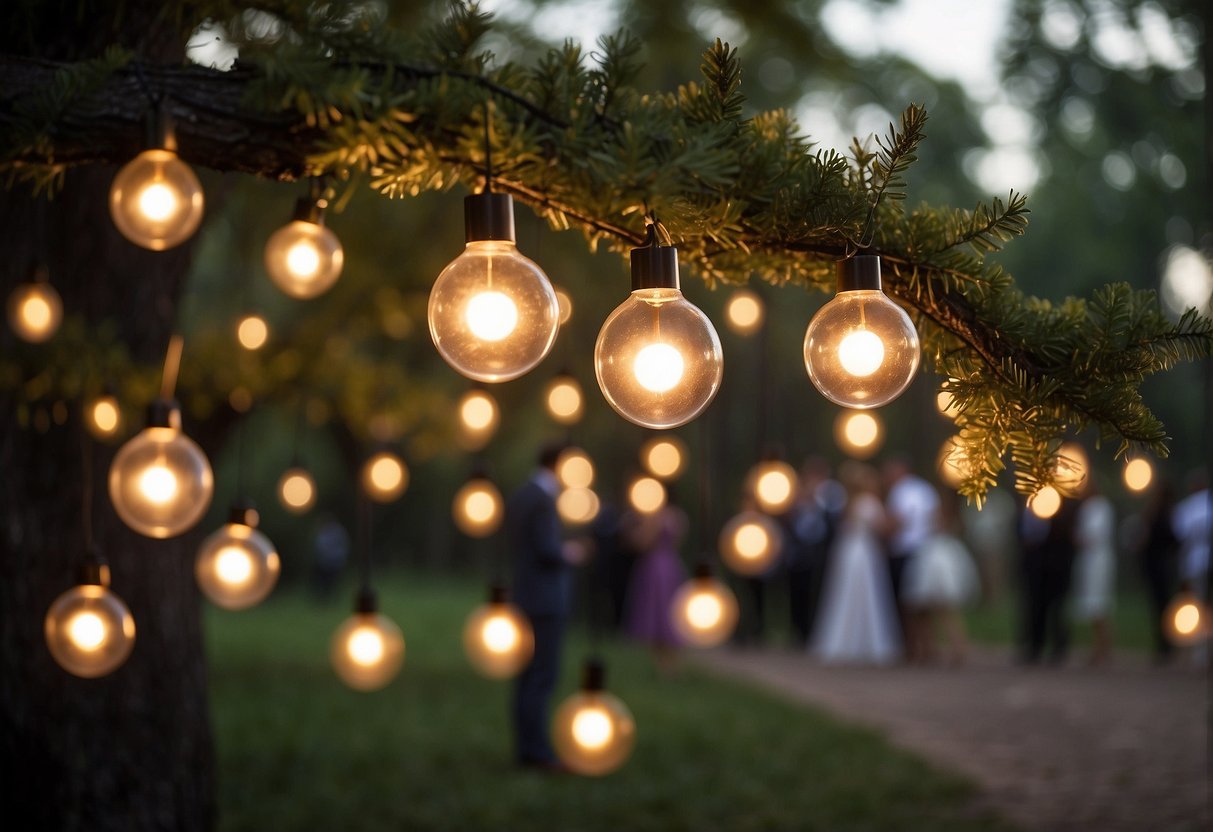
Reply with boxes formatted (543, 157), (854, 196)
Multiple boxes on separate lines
(507, 442), (574, 769)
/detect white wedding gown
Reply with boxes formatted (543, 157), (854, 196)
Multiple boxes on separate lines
(811, 493), (901, 664)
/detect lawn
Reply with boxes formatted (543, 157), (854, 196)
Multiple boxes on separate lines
(207, 574), (1013, 832)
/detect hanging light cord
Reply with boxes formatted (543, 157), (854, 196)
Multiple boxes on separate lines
(357, 490), (373, 596)
(79, 417), (94, 552)
(483, 97), (494, 193)
(159, 333), (184, 401)
(290, 401), (306, 468)
(696, 412), (712, 563)
(234, 408), (249, 499)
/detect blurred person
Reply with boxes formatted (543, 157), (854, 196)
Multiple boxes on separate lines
(589, 497), (631, 631)
(785, 457), (845, 647)
(311, 513), (350, 602)
(962, 487), (1016, 605)
(1172, 471), (1210, 601)
(506, 441), (581, 771)
(1136, 479), (1178, 661)
(903, 489), (979, 664)
(811, 461), (901, 664)
(1019, 496), (1079, 665)
(883, 458), (941, 660)
(1072, 478), (1116, 665)
(621, 489), (689, 675)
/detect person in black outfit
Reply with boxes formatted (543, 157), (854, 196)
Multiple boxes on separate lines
(1019, 497), (1080, 664)
(1138, 480), (1179, 661)
(785, 458), (843, 647)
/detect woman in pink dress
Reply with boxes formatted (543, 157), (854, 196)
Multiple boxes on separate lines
(622, 500), (689, 674)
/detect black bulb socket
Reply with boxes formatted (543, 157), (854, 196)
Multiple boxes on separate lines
(693, 561), (714, 580)
(488, 583), (509, 605)
(291, 197), (326, 226)
(145, 104), (178, 153)
(836, 254), (882, 293)
(354, 587), (379, 614)
(630, 245), (680, 292)
(581, 658), (606, 692)
(146, 398), (182, 430)
(78, 545), (111, 587)
(465, 193), (516, 243)
(227, 499), (258, 528)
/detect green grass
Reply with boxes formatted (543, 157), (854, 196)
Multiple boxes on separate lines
(207, 574), (1012, 832)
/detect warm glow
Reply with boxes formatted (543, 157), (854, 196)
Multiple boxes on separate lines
(347, 627), (386, 666)
(1054, 442), (1088, 492)
(725, 290), (764, 334)
(1030, 485), (1062, 519)
(237, 315), (269, 350)
(633, 342), (685, 393)
(837, 329), (885, 377)
(555, 287), (574, 325)
(20, 295), (52, 330)
(557, 487), (600, 525)
(686, 592), (723, 630)
(642, 438), (686, 480)
(454, 479), (503, 537)
(137, 182), (178, 221)
(285, 241), (322, 278)
(629, 476), (666, 514)
(67, 612), (107, 652)
(571, 707), (614, 750)
(546, 378), (583, 423)
(89, 398), (121, 437)
(842, 411), (880, 448)
(1123, 458), (1153, 493)
(214, 546), (254, 586)
(465, 290), (519, 342)
(364, 452), (407, 501)
(936, 380), (961, 417)
(734, 523), (771, 560)
(482, 615), (520, 654)
(1173, 603), (1201, 636)
(464, 489), (496, 523)
(755, 470), (793, 510)
(139, 464), (179, 505)
(279, 470), (316, 511)
(460, 391), (498, 432)
(557, 449), (595, 489)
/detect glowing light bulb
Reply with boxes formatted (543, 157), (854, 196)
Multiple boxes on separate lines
(349, 628), (385, 664)
(236, 315), (269, 350)
(109, 402), (213, 538)
(936, 378), (962, 418)
(545, 374), (585, 425)
(86, 395), (122, 441)
(278, 467), (317, 514)
(458, 388), (500, 449)
(429, 194), (558, 382)
(556, 448), (595, 490)
(362, 451), (408, 503)
(7, 279), (63, 343)
(748, 460), (798, 514)
(1164, 592), (1209, 646)
(265, 197), (344, 299)
(331, 603), (405, 691)
(804, 256), (920, 409)
(463, 589), (535, 679)
(595, 245), (723, 429)
(720, 510), (783, 576)
(195, 508), (280, 610)
(1123, 458), (1153, 493)
(670, 570), (739, 647)
(725, 288), (764, 335)
(1029, 485), (1062, 519)
(835, 410), (883, 459)
(553, 662), (636, 776)
(628, 476), (666, 514)
(452, 477), (504, 538)
(109, 149), (204, 250)
(45, 576), (135, 678)
(1053, 442), (1088, 495)
(641, 436), (688, 480)
(937, 437), (980, 489)
(557, 487), (601, 525)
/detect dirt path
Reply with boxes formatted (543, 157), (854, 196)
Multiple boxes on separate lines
(694, 647), (1209, 831)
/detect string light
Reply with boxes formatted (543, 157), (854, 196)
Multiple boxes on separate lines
(277, 466), (317, 514)
(109, 110), (204, 250)
(747, 459), (797, 515)
(452, 474), (504, 538)
(804, 255), (920, 409)
(834, 410), (883, 459)
(429, 193), (559, 382)
(719, 510), (782, 575)
(45, 555), (136, 678)
(544, 373), (585, 425)
(640, 435), (688, 480)
(670, 565), (739, 647)
(264, 192), (344, 299)
(556, 447), (595, 490)
(594, 236), (723, 429)
(361, 450), (408, 503)
(195, 504), (280, 610)
(1123, 458), (1153, 493)
(85, 394), (123, 441)
(463, 585), (534, 679)
(236, 314), (269, 350)
(331, 590), (405, 691)
(557, 487), (601, 525)
(553, 660), (636, 776)
(7, 268), (62, 343)
(458, 387), (500, 449)
(1028, 485), (1062, 520)
(628, 476), (666, 514)
(724, 288), (764, 336)
(1164, 591), (1209, 646)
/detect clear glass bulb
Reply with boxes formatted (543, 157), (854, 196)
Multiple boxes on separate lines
(804, 290), (920, 409)
(362, 451), (408, 503)
(452, 477), (504, 538)
(834, 410), (883, 459)
(195, 519), (280, 610)
(109, 149), (204, 250)
(641, 436), (688, 480)
(1164, 592), (1209, 646)
(462, 599), (534, 679)
(747, 460), (798, 515)
(545, 375), (584, 425)
(109, 422), (213, 539)
(278, 467), (317, 514)
(264, 220), (344, 299)
(670, 574), (739, 647)
(595, 287), (723, 429)
(86, 395), (123, 441)
(331, 611), (405, 691)
(719, 510), (783, 576)
(724, 288), (764, 336)
(557, 487), (601, 525)
(429, 241), (559, 382)
(45, 583), (136, 678)
(553, 689), (636, 776)
(7, 281), (63, 343)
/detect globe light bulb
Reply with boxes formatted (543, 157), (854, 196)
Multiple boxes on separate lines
(362, 450), (408, 503)
(236, 314), (269, 350)
(7, 275), (63, 343)
(278, 466), (317, 514)
(45, 560), (135, 678)
(109, 400), (213, 538)
(834, 410), (884, 459)
(670, 566), (739, 647)
(936, 378), (962, 418)
(594, 243), (723, 429)
(195, 505), (281, 610)
(556, 448), (595, 490)
(719, 510), (783, 576)
(554, 286), (574, 325)
(1053, 442), (1088, 495)
(628, 476), (666, 514)
(1164, 591), (1209, 646)
(85, 394), (123, 441)
(457, 388), (500, 449)
(641, 435), (688, 480)
(1029, 485), (1062, 520)
(1123, 458), (1153, 493)
(557, 487), (601, 526)
(264, 197), (344, 299)
(109, 146), (204, 250)
(937, 436), (981, 489)
(428, 194), (559, 383)
(331, 591), (405, 691)
(747, 459), (798, 515)
(803, 255), (920, 409)
(724, 288), (764, 336)
(545, 373), (585, 425)
(452, 476), (504, 538)
(553, 661), (636, 776)
(463, 586), (535, 679)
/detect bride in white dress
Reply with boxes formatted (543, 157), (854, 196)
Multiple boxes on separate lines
(811, 462), (901, 664)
